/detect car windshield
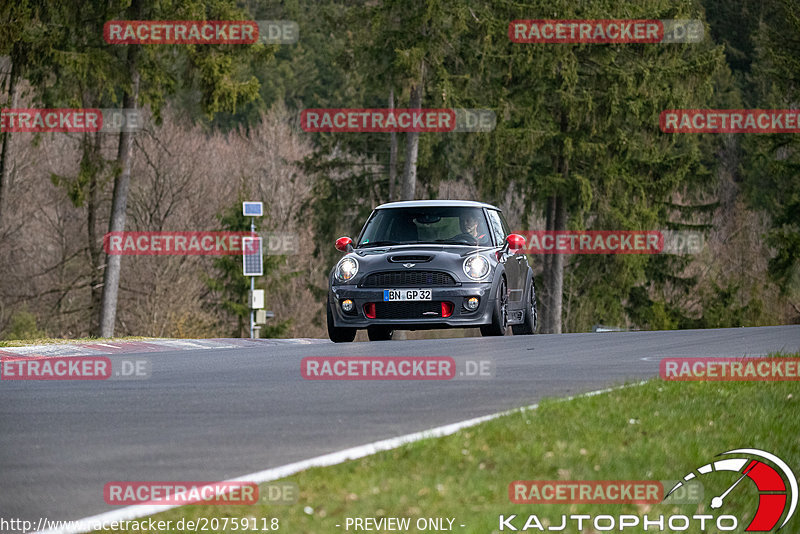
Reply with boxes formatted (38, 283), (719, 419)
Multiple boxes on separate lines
(357, 206), (493, 247)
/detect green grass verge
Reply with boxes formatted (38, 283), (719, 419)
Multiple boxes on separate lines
(94, 357), (799, 534)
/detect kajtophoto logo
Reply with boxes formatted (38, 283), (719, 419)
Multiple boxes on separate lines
(666, 449), (797, 532)
(499, 448), (796, 532)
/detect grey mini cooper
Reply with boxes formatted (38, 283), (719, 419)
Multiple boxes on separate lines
(326, 200), (538, 342)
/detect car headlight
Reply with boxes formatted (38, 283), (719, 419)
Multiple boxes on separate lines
(463, 255), (490, 280)
(335, 257), (359, 282)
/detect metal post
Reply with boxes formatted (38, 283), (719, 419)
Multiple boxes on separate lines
(250, 217), (255, 339)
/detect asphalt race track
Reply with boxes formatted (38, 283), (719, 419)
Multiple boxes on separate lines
(1, 326), (798, 526)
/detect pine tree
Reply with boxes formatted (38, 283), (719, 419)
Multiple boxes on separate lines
(456, 0), (726, 332)
(741, 0), (800, 316)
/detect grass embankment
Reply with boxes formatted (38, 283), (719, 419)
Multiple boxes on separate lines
(95, 356), (799, 534)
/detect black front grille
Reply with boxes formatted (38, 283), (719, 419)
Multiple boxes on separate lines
(374, 301), (444, 319)
(361, 271), (457, 287)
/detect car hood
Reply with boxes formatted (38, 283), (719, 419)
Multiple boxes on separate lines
(333, 244), (499, 285)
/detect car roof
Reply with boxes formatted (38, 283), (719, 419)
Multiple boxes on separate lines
(374, 200), (501, 211)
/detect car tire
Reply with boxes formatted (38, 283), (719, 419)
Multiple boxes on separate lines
(481, 278), (508, 337)
(512, 276), (538, 335)
(367, 326), (394, 341)
(327, 300), (356, 343)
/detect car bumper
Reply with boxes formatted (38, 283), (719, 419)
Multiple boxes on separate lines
(328, 282), (495, 329)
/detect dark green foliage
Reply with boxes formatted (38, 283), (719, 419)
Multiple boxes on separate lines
(740, 0), (800, 307)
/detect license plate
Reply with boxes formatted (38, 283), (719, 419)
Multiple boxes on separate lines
(383, 289), (432, 301)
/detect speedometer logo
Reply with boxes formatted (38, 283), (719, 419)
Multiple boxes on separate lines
(666, 449), (797, 531)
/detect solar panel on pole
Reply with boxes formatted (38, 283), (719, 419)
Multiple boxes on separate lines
(242, 236), (263, 276)
(242, 201), (263, 217)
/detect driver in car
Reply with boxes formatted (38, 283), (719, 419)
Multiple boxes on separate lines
(454, 212), (490, 245)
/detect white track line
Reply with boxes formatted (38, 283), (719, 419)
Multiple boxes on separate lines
(33, 381), (647, 534)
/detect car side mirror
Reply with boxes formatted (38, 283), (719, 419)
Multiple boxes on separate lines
(506, 234), (526, 253)
(335, 236), (354, 252)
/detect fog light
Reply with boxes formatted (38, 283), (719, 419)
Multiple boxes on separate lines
(466, 297), (479, 310)
(341, 299), (354, 312)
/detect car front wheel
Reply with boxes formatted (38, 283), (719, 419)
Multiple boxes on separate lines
(481, 278), (508, 337)
(327, 300), (356, 343)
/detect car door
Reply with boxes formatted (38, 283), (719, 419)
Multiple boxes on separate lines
(486, 209), (523, 304)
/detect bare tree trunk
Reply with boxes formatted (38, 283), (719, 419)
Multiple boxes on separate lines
(99, 47), (140, 337)
(548, 195), (566, 333)
(401, 65), (423, 200)
(0, 59), (19, 228)
(388, 88), (397, 201)
(541, 195), (556, 331)
(543, 107), (570, 334)
(87, 133), (103, 333)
